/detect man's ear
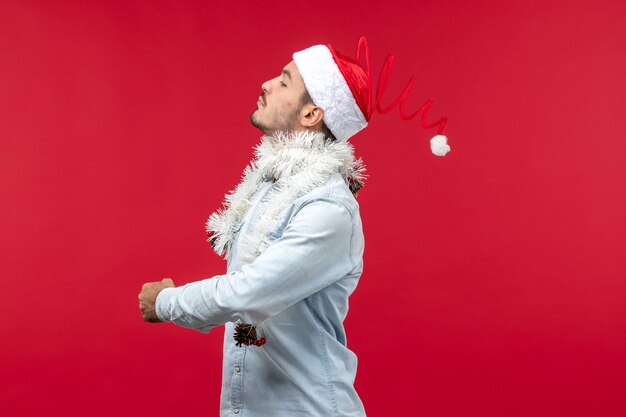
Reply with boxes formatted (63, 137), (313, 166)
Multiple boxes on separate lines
(299, 103), (325, 129)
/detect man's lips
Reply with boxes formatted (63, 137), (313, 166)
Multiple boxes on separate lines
(257, 96), (265, 106)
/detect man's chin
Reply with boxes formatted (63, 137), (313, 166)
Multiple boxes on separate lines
(249, 113), (267, 134)
(249, 114), (292, 138)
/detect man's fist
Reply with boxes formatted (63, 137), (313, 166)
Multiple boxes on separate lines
(138, 278), (176, 323)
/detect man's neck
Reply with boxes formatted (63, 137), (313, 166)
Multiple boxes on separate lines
(267, 128), (324, 145)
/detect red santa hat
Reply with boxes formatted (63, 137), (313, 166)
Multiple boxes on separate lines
(293, 36), (450, 156)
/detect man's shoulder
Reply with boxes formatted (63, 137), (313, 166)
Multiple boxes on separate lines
(294, 173), (360, 216)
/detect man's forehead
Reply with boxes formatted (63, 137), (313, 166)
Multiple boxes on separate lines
(282, 61), (302, 82)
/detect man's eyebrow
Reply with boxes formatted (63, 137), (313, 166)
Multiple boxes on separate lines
(282, 69), (292, 81)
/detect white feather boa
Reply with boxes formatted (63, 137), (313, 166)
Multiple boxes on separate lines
(205, 130), (366, 265)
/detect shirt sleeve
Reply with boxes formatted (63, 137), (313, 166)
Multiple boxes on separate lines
(155, 198), (356, 332)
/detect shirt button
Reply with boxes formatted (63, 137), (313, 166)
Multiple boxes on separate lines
(234, 365), (241, 373)
(233, 408), (240, 414)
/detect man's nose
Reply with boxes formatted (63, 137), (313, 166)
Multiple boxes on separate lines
(262, 75), (281, 94)
(261, 79), (272, 94)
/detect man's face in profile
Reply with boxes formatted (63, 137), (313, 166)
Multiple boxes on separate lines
(250, 60), (308, 135)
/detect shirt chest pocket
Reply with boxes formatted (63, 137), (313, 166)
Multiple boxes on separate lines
(267, 229), (283, 243)
(264, 208), (296, 244)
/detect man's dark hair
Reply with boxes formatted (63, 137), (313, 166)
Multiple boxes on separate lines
(299, 89), (337, 142)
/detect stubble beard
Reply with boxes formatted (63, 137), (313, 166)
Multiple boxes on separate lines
(249, 110), (269, 134)
(249, 107), (299, 138)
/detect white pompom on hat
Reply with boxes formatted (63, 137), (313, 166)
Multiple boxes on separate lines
(292, 36), (451, 156)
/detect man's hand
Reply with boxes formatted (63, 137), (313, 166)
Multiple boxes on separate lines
(138, 278), (176, 323)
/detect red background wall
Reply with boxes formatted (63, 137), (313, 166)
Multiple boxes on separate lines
(1, 1), (625, 416)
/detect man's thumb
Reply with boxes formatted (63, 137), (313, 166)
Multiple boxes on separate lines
(161, 278), (175, 287)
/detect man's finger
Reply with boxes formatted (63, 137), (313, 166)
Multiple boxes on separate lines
(162, 278), (175, 287)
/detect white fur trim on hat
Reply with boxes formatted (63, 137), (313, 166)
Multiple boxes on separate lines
(293, 45), (367, 141)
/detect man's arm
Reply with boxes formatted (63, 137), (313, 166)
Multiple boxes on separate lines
(152, 198), (356, 332)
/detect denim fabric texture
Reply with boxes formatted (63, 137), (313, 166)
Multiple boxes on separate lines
(156, 172), (366, 416)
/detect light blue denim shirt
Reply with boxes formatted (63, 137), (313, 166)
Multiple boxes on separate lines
(156, 172), (366, 416)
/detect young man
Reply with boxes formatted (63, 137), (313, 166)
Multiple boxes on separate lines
(139, 41), (370, 416)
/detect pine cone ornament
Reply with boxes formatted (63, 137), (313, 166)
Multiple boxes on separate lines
(234, 323), (266, 347)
